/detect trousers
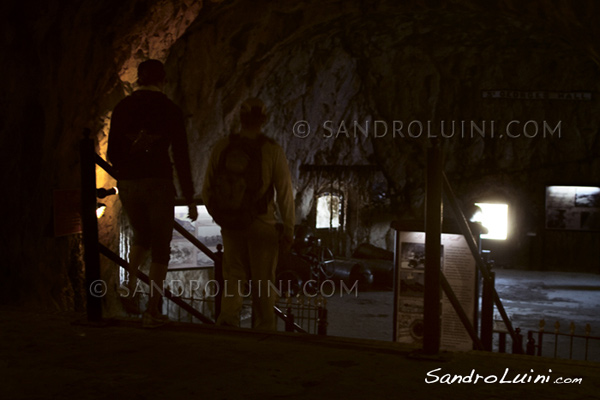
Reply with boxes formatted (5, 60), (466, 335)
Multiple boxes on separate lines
(118, 178), (175, 265)
(217, 218), (280, 330)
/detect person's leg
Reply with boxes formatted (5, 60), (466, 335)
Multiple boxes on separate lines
(127, 244), (149, 294)
(247, 220), (280, 330)
(145, 262), (169, 316)
(118, 180), (151, 314)
(120, 244), (148, 314)
(217, 229), (249, 327)
(145, 179), (175, 319)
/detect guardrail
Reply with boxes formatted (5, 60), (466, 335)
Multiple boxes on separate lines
(526, 320), (600, 361)
(80, 130), (308, 332)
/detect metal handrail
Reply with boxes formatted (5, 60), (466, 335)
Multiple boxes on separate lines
(95, 151), (221, 263)
(527, 328), (600, 361)
(442, 172), (521, 350)
(440, 273), (484, 350)
(172, 221), (218, 263)
(90, 146), (306, 332)
(274, 306), (308, 334)
(99, 243), (214, 324)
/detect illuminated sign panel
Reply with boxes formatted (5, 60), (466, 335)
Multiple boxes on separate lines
(546, 186), (600, 231)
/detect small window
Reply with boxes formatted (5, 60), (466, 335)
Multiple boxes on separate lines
(316, 193), (341, 229)
(473, 203), (508, 240)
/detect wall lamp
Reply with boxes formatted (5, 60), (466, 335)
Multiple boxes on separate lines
(96, 187), (118, 218)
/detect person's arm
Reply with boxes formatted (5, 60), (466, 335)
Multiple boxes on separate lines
(106, 102), (129, 170)
(170, 105), (197, 220)
(272, 144), (295, 250)
(201, 140), (223, 209)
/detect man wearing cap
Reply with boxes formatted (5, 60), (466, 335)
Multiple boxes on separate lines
(108, 59), (198, 327)
(203, 98), (295, 330)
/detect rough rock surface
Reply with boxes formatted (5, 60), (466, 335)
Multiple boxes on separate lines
(170, 0), (600, 268)
(2, 0), (600, 310)
(0, 0), (204, 309)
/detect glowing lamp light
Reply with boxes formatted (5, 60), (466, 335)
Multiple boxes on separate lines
(96, 203), (107, 219)
(473, 203), (508, 240)
(95, 187), (118, 219)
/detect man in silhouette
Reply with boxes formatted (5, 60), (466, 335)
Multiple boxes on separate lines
(108, 59), (198, 327)
(203, 98), (295, 330)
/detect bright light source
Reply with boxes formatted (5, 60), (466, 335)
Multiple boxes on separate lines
(96, 203), (107, 219)
(316, 194), (340, 229)
(474, 203), (508, 240)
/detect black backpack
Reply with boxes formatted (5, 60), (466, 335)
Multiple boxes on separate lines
(206, 134), (273, 229)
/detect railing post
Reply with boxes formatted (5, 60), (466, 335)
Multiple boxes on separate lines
(317, 299), (328, 336)
(481, 270), (495, 351)
(554, 321), (560, 358)
(526, 331), (536, 355)
(585, 323), (591, 361)
(513, 327), (524, 354)
(285, 304), (295, 332)
(423, 144), (443, 354)
(80, 129), (102, 322)
(214, 244), (223, 321)
(392, 229), (400, 342)
(537, 320), (545, 356)
(498, 332), (506, 353)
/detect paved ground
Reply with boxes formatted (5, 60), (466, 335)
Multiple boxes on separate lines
(1, 303), (600, 399)
(2, 269), (600, 399)
(325, 268), (600, 361)
(494, 269), (600, 360)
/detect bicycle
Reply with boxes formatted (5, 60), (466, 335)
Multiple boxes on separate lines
(276, 231), (336, 297)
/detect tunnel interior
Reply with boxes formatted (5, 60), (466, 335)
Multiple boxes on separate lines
(2, 0), (600, 313)
(164, 0), (600, 269)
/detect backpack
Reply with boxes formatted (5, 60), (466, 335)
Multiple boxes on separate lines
(206, 134), (274, 229)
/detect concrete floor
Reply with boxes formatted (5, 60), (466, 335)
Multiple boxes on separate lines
(326, 269), (600, 361)
(495, 269), (600, 360)
(1, 306), (599, 399)
(2, 269), (600, 398)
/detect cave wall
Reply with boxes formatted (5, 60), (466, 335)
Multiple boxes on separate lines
(2, 0), (600, 312)
(0, 0), (205, 309)
(170, 0), (600, 270)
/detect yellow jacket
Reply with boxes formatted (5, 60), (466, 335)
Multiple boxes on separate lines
(202, 133), (295, 238)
